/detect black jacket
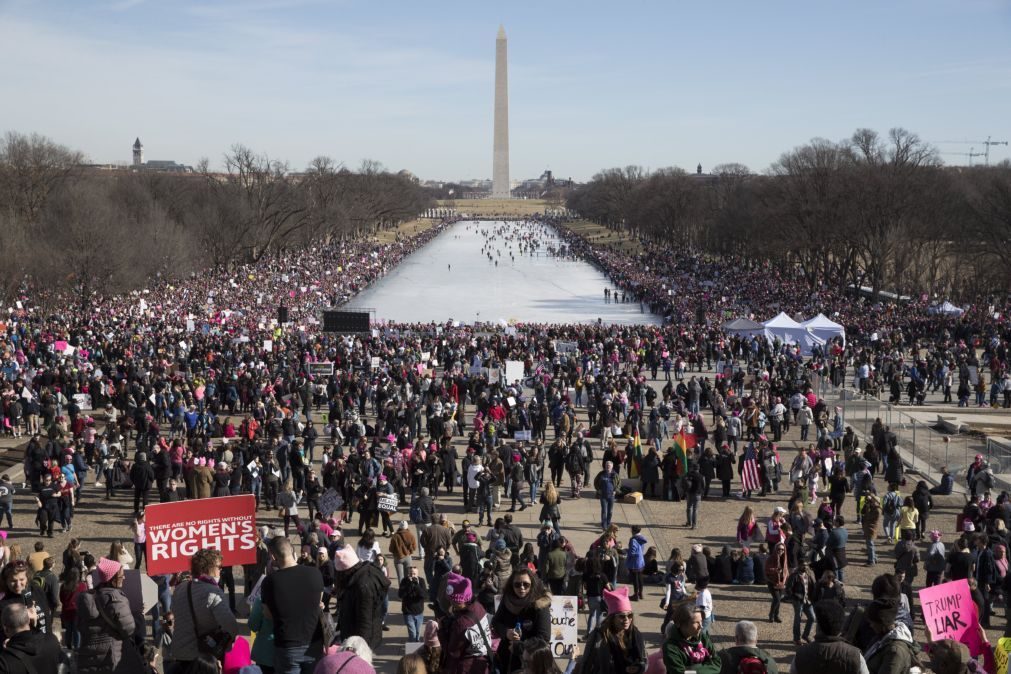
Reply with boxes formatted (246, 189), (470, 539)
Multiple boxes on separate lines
(792, 635), (865, 674)
(397, 577), (427, 615)
(0, 630), (63, 674)
(337, 561), (391, 650)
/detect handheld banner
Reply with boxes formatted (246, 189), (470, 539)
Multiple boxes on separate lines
(145, 495), (257, 575)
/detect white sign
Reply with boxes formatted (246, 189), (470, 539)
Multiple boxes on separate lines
(263, 340), (273, 352)
(556, 341), (578, 354)
(514, 430), (532, 441)
(505, 360), (525, 386)
(73, 393), (93, 411)
(550, 596), (579, 656)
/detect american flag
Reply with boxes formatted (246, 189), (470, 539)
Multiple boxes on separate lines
(741, 445), (762, 492)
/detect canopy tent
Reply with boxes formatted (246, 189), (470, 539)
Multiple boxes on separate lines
(721, 317), (765, 337)
(927, 301), (965, 316)
(801, 313), (846, 348)
(762, 312), (825, 355)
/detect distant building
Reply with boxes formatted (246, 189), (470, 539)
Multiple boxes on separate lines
(131, 137), (194, 173)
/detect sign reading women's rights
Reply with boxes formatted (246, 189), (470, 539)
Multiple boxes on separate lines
(145, 495), (258, 575)
(919, 579), (987, 656)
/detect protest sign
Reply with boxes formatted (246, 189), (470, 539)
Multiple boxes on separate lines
(377, 493), (399, 513)
(145, 495), (257, 575)
(556, 341), (578, 354)
(54, 340), (68, 353)
(73, 393), (93, 411)
(488, 368), (500, 384)
(318, 489), (344, 518)
(550, 596), (579, 656)
(514, 430), (532, 441)
(920, 579), (987, 657)
(122, 569), (159, 614)
(995, 636), (1011, 674)
(309, 362), (334, 376)
(505, 360), (524, 385)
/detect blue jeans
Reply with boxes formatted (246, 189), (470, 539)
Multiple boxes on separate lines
(529, 475), (540, 503)
(275, 644), (315, 674)
(793, 602), (815, 641)
(686, 497), (700, 528)
(587, 596), (604, 633)
(600, 498), (614, 530)
(405, 612), (423, 641)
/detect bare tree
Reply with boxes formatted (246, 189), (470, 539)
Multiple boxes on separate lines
(0, 131), (83, 223)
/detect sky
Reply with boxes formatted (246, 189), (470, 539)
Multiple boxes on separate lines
(2, 0), (1010, 182)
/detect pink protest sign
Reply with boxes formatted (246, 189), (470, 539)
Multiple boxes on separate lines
(54, 340), (68, 352)
(919, 579), (987, 656)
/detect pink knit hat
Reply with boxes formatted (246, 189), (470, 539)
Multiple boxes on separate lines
(444, 572), (472, 604)
(93, 557), (122, 585)
(223, 636), (252, 674)
(423, 619), (440, 647)
(603, 586), (632, 615)
(313, 651), (376, 674)
(332, 546), (360, 571)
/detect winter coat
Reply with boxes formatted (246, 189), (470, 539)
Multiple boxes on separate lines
(861, 498), (882, 539)
(580, 624), (647, 674)
(626, 534), (647, 572)
(389, 529), (417, 560)
(439, 603), (492, 674)
(736, 555), (756, 585)
(492, 549), (513, 589)
(75, 587), (136, 674)
(193, 465), (214, 499)
(491, 594), (551, 674)
(663, 629), (721, 674)
(765, 550), (788, 590)
(338, 561), (392, 650)
(863, 623), (919, 674)
(0, 630), (62, 674)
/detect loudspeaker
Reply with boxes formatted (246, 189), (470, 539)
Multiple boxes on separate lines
(322, 310), (370, 333)
(278, 306), (289, 324)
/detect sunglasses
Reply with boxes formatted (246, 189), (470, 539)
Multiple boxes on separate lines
(513, 581), (531, 589)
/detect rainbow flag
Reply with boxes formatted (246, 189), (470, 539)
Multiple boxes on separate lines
(673, 430), (696, 475)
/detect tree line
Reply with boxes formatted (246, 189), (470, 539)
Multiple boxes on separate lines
(0, 132), (433, 305)
(567, 128), (1011, 301)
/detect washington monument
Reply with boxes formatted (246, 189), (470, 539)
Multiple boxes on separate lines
(492, 25), (510, 199)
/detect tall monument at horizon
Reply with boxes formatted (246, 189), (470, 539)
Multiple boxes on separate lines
(492, 25), (510, 199)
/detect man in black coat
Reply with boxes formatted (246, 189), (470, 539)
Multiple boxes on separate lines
(129, 453), (155, 512)
(0, 603), (62, 674)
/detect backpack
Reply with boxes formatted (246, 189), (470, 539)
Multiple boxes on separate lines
(737, 655), (768, 674)
(409, 500), (423, 525)
(883, 493), (898, 516)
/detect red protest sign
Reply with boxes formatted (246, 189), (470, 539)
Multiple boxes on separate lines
(145, 495), (257, 575)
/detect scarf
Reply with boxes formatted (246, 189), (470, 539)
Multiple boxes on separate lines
(501, 591), (534, 616)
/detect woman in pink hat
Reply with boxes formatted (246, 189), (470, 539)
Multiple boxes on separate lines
(438, 572), (493, 674)
(579, 586), (646, 674)
(75, 557), (136, 674)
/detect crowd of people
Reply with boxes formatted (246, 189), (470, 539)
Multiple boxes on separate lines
(0, 216), (1006, 674)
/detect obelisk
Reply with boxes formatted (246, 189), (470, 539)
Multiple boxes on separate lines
(492, 25), (510, 199)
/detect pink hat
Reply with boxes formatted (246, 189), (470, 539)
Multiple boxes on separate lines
(93, 557), (122, 585)
(313, 651), (377, 674)
(603, 586), (632, 615)
(332, 546), (360, 571)
(423, 619), (440, 647)
(223, 636), (252, 674)
(444, 572), (472, 604)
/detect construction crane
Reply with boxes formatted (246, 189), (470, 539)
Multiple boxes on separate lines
(940, 148), (985, 166)
(934, 135), (1009, 165)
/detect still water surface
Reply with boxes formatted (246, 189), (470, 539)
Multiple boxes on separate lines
(347, 221), (661, 325)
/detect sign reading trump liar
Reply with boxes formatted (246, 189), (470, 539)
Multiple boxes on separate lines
(145, 495), (258, 575)
(919, 579), (987, 657)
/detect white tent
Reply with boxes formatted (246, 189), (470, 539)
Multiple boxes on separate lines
(802, 313), (846, 348)
(927, 301), (965, 316)
(763, 312), (825, 355)
(721, 317), (765, 338)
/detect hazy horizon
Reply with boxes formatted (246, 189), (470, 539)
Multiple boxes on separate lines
(2, 0), (1009, 181)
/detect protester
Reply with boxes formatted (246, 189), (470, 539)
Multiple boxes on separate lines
(718, 620), (778, 674)
(170, 548), (241, 671)
(75, 557), (136, 674)
(580, 586), (646, 674)
(662, 603), (721, 674)
(491, 568), (551, 674)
